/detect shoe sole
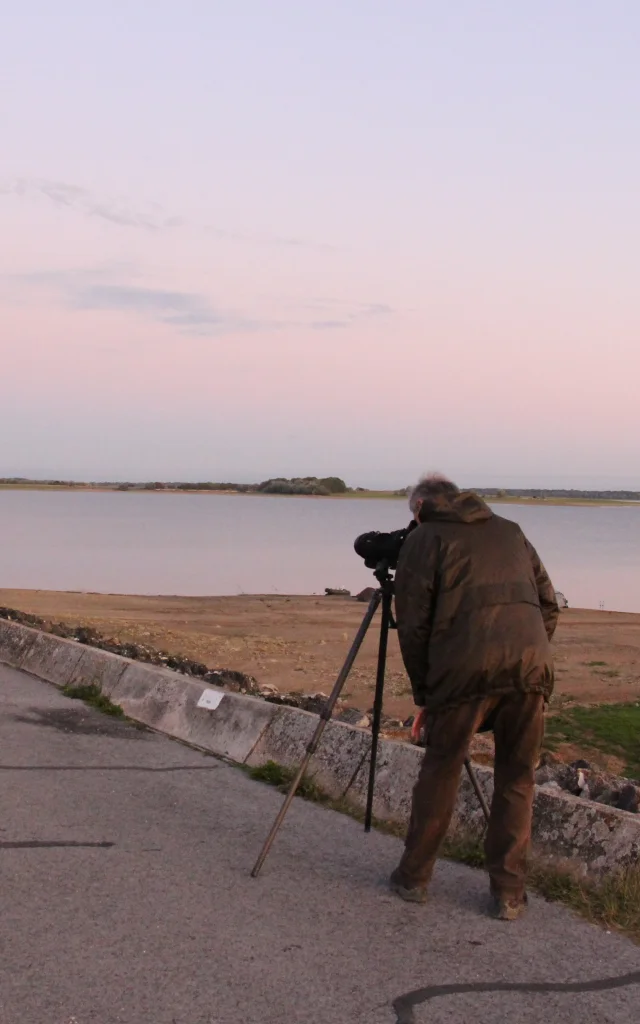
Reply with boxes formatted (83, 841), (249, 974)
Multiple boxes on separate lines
(490, 902), (527, 921)
(389, 881), (428, 905)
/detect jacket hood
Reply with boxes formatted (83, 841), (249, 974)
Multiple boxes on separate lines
(417, 490), (493, 525)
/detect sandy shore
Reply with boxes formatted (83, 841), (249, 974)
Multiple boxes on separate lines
(2, 589), (639, 723)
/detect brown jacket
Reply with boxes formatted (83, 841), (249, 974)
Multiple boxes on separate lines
(394, 491), (559, 712)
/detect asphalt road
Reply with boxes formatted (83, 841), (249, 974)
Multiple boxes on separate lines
(1, 664), (639, 1024)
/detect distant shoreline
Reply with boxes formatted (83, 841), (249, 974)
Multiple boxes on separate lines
(0, 482), (637, 507)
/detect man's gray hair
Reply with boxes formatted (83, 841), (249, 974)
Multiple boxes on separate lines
(408, 473), (460, 514)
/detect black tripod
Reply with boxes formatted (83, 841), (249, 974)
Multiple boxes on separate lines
(251, 563), (490, 878)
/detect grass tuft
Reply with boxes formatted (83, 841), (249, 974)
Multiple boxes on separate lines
(248, 761), (324, 801)
(61, 682), (124, 717)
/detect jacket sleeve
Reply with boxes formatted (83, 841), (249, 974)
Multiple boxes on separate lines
(525, 538), (559, 640)
(394, 528), (440, 706)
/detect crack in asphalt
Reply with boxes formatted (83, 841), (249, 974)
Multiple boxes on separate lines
(0, 841), (115, 849)
(392, 970), (640, 1023)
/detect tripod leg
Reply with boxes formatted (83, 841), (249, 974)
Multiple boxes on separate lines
(251, 589), (382, 878)
(464, 758), (491, 823)
(364, 587), (393, 832)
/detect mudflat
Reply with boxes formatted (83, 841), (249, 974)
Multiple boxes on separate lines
(2, 589), (639, 722)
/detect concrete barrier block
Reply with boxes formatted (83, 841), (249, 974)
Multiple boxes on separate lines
(0, 619), (38, 668)
(247, 707), (374, 799)
(532, 786), (640, 877)
(246, 705), (316, 769)
(310, 719), (374, 798)
(179, 689), (278, 763)
(346, 737), (422, 823)
(114, 662), (199, 729)
(67, 645), (130, 697)
(111, 661), (170, 704)
(115, 663), (277, 762)
(20, 631), (85, 685)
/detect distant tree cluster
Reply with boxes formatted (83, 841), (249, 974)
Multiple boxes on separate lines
(0, 477), (78, 487)
(257, 476), (348, 496)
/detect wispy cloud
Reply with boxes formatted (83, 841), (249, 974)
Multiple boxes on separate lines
(68, 282), (282, 335)
(3, 265), (394, 336)
(71, 284), (226, 331)
(0, 178), (181, 231)
(2, 176), (337, 250)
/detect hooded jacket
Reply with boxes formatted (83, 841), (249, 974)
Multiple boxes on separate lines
(394, 491), (559, 712)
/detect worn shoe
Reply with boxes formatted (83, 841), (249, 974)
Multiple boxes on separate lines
(489, 893), (528, 921)
(389, 869), (428, 904)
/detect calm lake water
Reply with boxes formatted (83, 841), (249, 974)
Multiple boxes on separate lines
(0, 491), (639, 612)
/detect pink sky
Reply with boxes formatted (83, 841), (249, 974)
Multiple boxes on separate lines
(1, 3), (639, 488)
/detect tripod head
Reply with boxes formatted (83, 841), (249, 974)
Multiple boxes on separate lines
(373, 560), (395, 591)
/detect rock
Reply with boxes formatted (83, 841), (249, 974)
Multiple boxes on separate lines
(535, 763), (580, 794)
(204, 668), (260, 694)
(555, 591), (569, 609)
(594, 787), (616, 806)
(355, 587), (377, 603)
(258, 684), (279, 697)
(616, 784), (639, 813)
(74, 625), (102, 646)
(325, 588), (351, 597)
(264, 691), (333, 715)
(49, 622), (75, 639)
(336, 708), (371, 728)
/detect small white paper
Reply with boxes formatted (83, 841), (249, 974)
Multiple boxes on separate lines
(197, 689), (225, 711)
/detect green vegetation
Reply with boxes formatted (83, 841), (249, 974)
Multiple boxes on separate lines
(61, 682), (125, 717)
(257, 476), (347, 496)
(545, 703), (640, 778)
(248, 759), (640, 941)
(248, 761), (327, 800)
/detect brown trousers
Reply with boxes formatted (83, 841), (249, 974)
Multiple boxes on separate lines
(396, 692), (545, 900)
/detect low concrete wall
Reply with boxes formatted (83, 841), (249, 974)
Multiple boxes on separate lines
(1, 617), (639, 879)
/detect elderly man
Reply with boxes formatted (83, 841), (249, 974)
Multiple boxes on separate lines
(390, 475), (559, 920)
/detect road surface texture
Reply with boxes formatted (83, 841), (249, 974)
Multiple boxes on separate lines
(1, 664), (639, 1024)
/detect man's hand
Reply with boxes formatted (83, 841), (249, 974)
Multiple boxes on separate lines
(411, 708), (428, 745)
